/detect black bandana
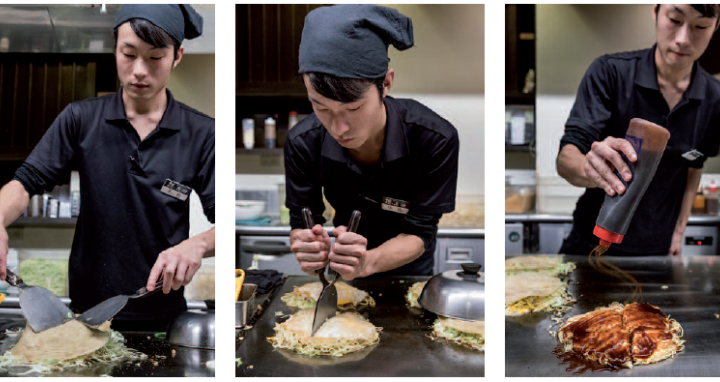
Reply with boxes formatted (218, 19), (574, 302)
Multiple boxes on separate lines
(115, 4), (203, 43)
(299, 5), (413, 79)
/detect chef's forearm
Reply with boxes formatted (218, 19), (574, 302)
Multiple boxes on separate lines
(0, 180), (30, 228)
(361, 234), (424, 277)
(675, 168), (703, 234)
(190, 226), (215, 258)
(557, 144), (596, 188)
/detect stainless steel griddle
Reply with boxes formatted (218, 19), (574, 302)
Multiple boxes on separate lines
(506, 255), (720, 377)
(0, 318), (214, 377)
(237, 276), (484, 377)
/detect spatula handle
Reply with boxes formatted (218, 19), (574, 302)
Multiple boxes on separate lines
(329, 210), (362, 281)
(4, 269), (23, 288)
(303, 208), (330, 282)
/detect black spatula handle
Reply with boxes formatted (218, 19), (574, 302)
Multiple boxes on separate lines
(5, 269), (25, 288)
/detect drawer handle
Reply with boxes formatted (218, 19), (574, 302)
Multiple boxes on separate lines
(446, 247), (473, 263)
(242, 241), (292, 255)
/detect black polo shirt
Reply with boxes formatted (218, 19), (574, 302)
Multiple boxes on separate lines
(19, 87), (215, 321)
(284, 96), (459, 276)
(559, 45), (720, 255)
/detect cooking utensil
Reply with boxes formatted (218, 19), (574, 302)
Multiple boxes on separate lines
(5, 268), (74, 333)
(311, 210), (361, 336)
(419, 263), (485, 321)
(77, 277), (164, 328)
(235, 269), (245, 302)
(168, 299), (215, 349)
(235, 283), (257, 328)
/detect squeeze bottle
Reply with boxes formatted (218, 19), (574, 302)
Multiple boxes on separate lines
(593, 118), (671, 247)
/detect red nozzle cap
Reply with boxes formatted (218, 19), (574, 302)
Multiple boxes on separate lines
(593, 225), (623, 246)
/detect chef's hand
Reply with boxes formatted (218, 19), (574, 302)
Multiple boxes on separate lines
(147, 237), (207, 294)
(329, 226), (369, 281)
(669, 229), (683, 256)
(290, 225), (331, 275)
(0, 226), (6, 280)
(585, 137), (637, 196)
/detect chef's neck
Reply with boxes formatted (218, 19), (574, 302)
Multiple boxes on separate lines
(654, 48), (693, 89)
(349, 102), (387, 166)
(123, 86), (168, 117)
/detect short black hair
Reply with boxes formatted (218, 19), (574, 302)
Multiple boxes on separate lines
(655, 4), (720, 26)
(113, 18), (181, 58)
(306, 72), (385, 104)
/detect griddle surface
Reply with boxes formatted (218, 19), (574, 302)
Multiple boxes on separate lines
(0, 328), (214, 377)
(506, 255), (720, 377)
(237, 276), (484, 377)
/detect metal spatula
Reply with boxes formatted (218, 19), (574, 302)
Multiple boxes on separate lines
(5, 269), (74, 333)
(77, 277), (164, 328)
(311, 210), (361, 336)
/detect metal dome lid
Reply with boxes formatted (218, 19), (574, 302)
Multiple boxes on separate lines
(418, 263), (484, 321)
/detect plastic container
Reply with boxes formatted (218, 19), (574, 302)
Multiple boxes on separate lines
(18, 250), (69, 296)
(706, 180), (719, 216)
(594, 118), (671, 246)
(242, 118), (255, 149)
(505, 170), (537, 214)
(184, 258), (214, 302)
(264, 117), (276, 148)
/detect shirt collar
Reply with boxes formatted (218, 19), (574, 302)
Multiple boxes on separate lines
(635, 44), (706, 100)
(320, 96), (410, 164)
(104, 87), (183, 130)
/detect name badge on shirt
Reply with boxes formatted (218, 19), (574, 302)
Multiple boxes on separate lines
(381, 196), (409, 214)
(161, 179), (191, 201)
(682, 149), (704, 161)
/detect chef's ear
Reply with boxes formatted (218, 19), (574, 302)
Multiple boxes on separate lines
(652, 4), (659, 24)
(383, 69), (395, 97)
(173, 46), (185, 69)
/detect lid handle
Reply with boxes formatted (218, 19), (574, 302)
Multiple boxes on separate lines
(460, 263), (481, 274)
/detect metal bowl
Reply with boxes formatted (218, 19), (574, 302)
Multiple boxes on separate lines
(167, 300), (215, 349)
(418, 263), (484, 321)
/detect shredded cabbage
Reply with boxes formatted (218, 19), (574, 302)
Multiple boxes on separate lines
(431, 320), (485, 351)
(0, 329), (147, 375)
(506, 286), (575, 317)
(19, 258), (68, 296)
(268, 328), (381, 357)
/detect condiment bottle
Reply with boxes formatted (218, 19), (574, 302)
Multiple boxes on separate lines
(242, 118), (255, 149)
(594, 118), (671, 247)
(265, 117), (276, 148)
(692, 185), (706, 214)
(288, 111), (299, 130)
(706, 180), (719, 216)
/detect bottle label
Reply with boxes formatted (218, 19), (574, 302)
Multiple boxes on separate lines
(614, 134), (643, 188)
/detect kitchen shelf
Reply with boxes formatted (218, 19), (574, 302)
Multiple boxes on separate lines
(10, 217), (77, 228)
(506, 92), (535, 105)
(236, 148), (284, 155)
(506, 144), (532, 152)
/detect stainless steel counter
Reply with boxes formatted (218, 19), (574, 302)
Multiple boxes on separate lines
(506, 255), (720, 377)
(506, 213), (720, 225)
(236, 226), (484, 238)
(237, 276), (484, 377)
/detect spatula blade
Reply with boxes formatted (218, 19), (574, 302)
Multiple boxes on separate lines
(77, 295), (129, 328)
(19, 286), (74, 333)
(311, 283), (337, 336)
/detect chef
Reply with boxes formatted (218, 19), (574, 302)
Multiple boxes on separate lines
(0, 5), (215, 330)
(556, 4), (720, 256)
(285, 5), (459, 279)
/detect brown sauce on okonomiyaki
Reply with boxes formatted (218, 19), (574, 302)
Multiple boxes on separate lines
(556, 303), (676, 374)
